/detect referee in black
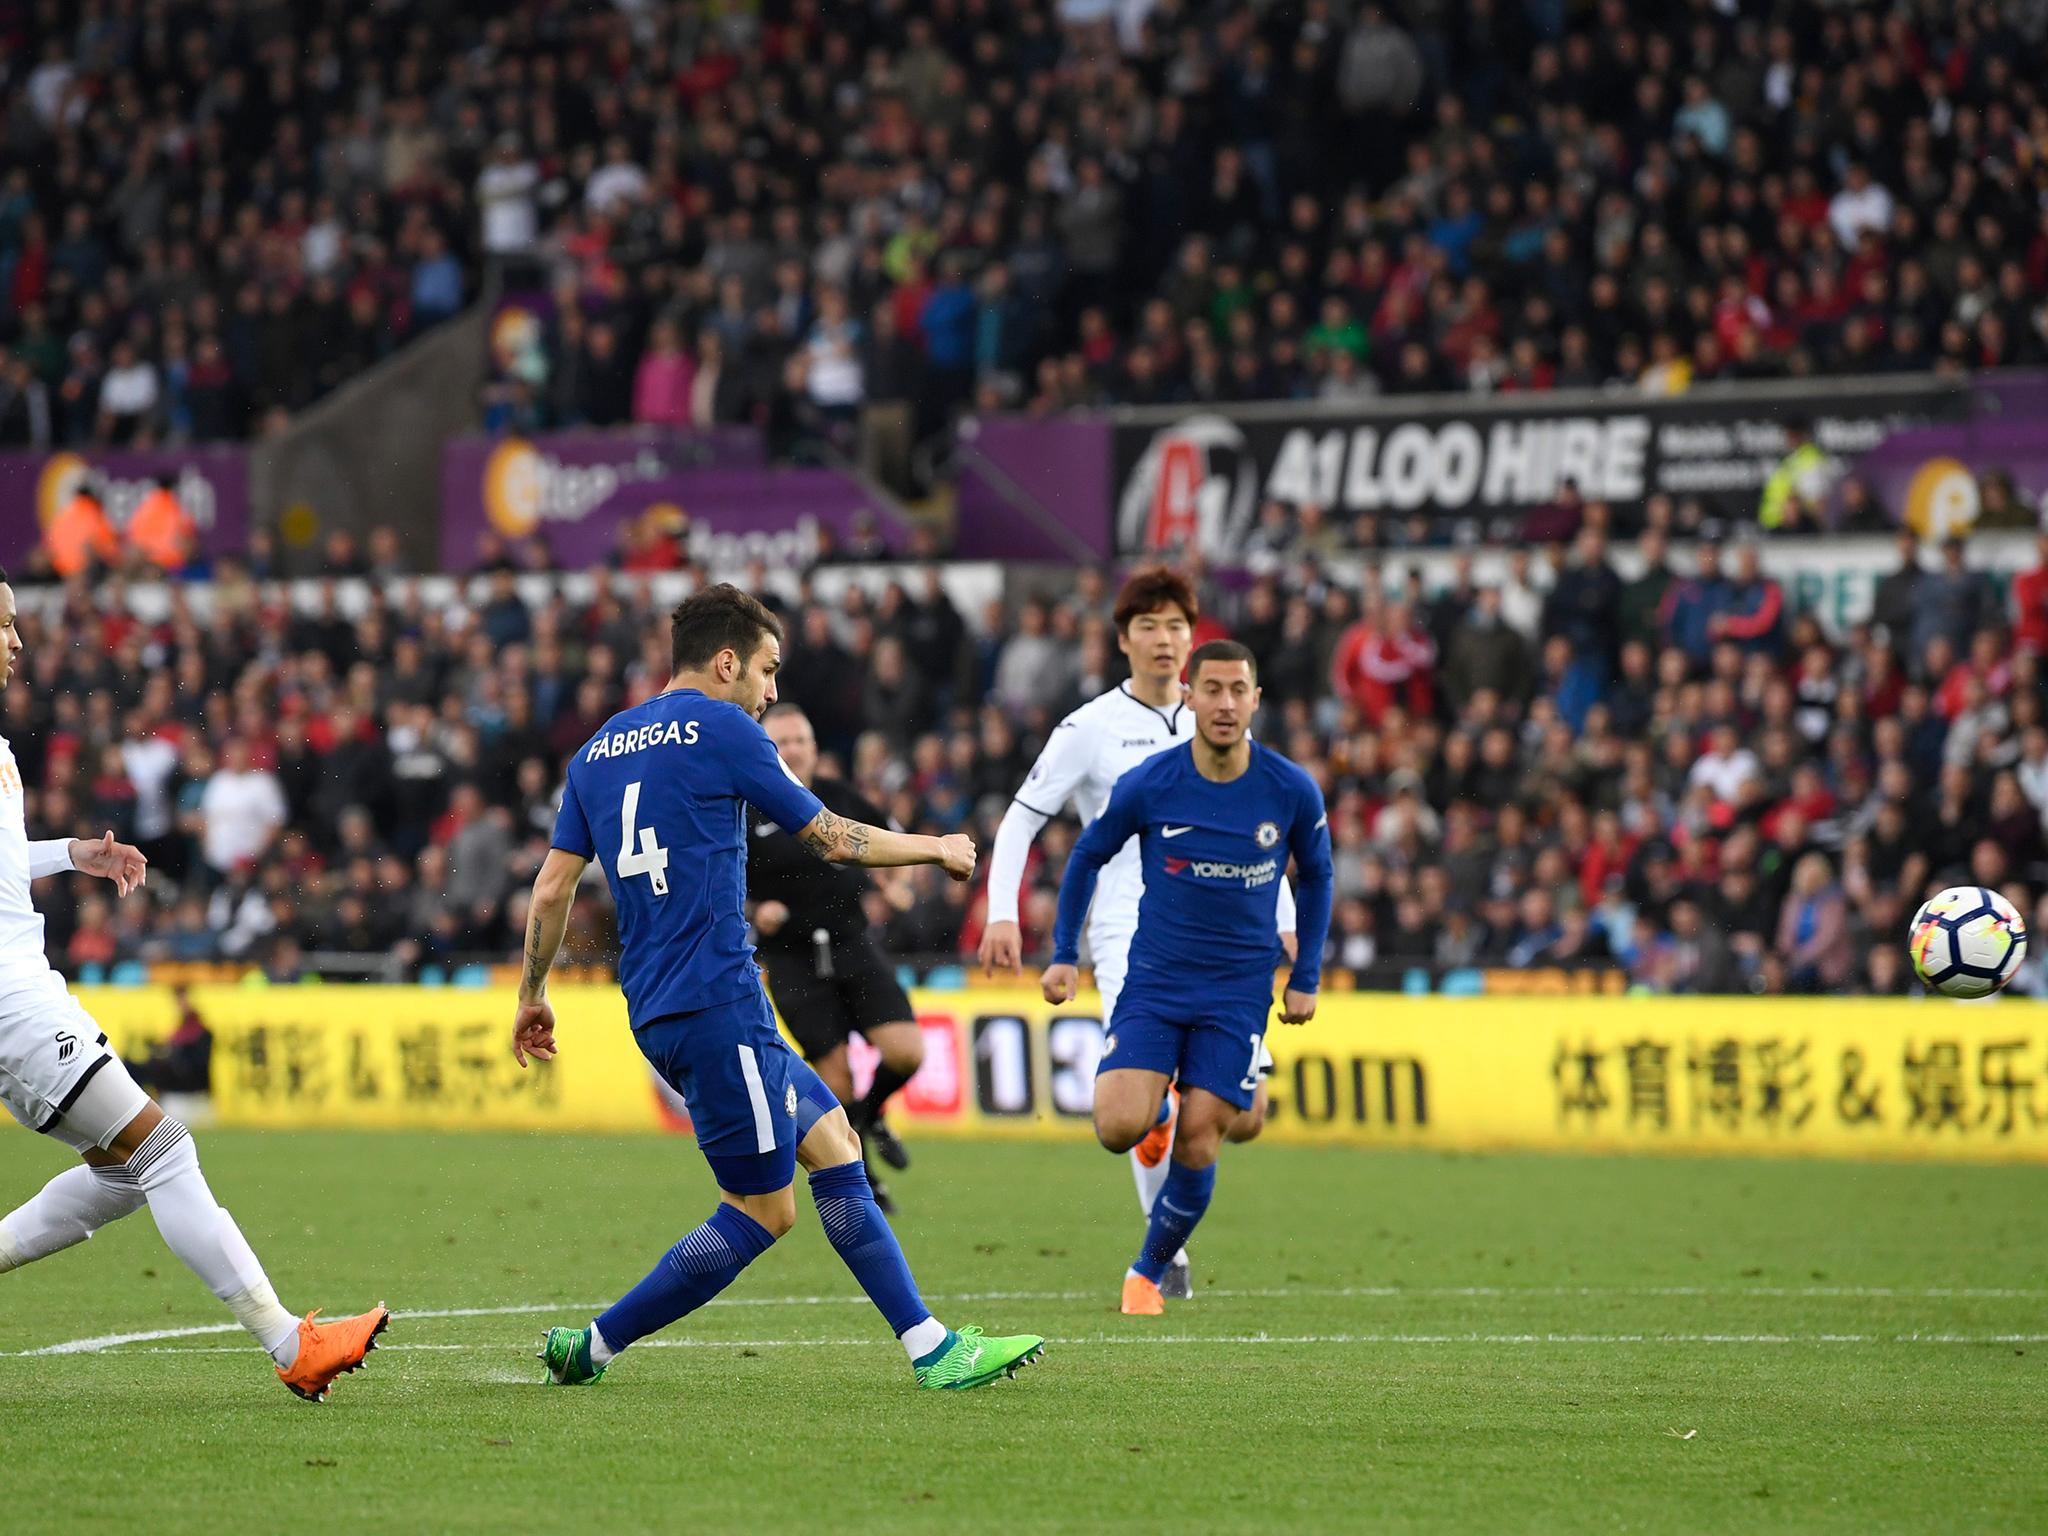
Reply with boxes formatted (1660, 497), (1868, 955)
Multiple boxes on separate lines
(748, 703), (924, 1209)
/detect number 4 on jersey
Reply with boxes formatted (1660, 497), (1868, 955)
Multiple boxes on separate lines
(617, 781), (670, 895)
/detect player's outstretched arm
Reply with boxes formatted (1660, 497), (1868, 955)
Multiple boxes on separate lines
(796, 808), (976, 881)
(980, 800), (1052, 972)
(40, 830), (148, 896)
(984, 717), (1090, 972)
(513, 847), (587, 1066)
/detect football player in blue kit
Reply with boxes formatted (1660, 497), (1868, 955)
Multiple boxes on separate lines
(517, 584), (1043, 1390)
(1042, 640), (1333, 1315)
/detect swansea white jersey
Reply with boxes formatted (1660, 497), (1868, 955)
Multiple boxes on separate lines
(988, 684), (1296, 949)
(0, 733), (63, 977)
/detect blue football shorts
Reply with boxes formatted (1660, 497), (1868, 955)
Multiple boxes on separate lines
(1094, 986), (1272, 1112)
(636, 986), (840, 1194)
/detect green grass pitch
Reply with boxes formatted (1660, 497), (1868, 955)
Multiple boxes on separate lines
(2, 1130), (2044, 1534)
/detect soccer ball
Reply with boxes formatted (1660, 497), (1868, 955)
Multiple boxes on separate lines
(1907, 886), (2027, 998)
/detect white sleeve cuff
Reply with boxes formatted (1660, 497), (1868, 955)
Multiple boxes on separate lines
(27, 839), (75, 879)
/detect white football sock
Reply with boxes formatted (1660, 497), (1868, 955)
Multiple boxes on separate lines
(588, 1320), (616, 1366)
(0, 1163), (146, 1271)
(898, 1315), (949, 1361)
(128, 1119), (302, 1367)
(1131, 1145), (1172, 1215)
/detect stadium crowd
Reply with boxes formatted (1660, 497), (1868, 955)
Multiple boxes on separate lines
(11, 520), (2048, 998)
(3, 1), (2046, 454)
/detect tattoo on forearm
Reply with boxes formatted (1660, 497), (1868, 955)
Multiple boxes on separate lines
(523, 911), (549, 995)
(799, 810), (874, 863)
(801, 810), (846, 861)
(799, 810), (841, 860)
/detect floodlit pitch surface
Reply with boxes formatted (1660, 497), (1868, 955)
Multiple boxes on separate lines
(2, 1132), (2043, 1533)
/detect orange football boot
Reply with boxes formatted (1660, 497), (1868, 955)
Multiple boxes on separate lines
(1133, 1087), (1179, 1170)
(277, 1304), (391, 1402)
(1120, 1272), (1165, 1316)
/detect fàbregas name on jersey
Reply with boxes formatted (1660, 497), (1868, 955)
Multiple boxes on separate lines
(588, 719), (702, 761)
(1162, 855), (1280, 888)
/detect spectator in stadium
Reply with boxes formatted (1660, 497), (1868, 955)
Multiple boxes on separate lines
(1757, 421), (1836, 534)
(1777, 853), (1852, 993)
(127, 475), (198, 574)
(630, 320), (695, 430)
(42, 476), (120, 579)
(1912, 538), (1997, 665)
(1441, 584), (1530, 714)
(1618, 529), (1676, 652)
(2011, 533), (2048, 657)
(1714, 543), (1786, 656)
(1543, 528), (1623, 682)
(991, 598), (1069, 720)
(1871, 530), (1926, 656)
(197, 738), (287, 883)
(1332, 600), (1436, 726)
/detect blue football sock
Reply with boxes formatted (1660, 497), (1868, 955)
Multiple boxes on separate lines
(809, 1159), (932, 1337)
(1132, 1160), (1216, 1285)
(595, 1202), (777, 1353)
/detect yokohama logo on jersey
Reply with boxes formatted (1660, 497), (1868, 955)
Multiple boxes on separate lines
(1163, 855), (1279, 887)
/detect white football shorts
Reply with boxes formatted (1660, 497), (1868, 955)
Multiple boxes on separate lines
(0, 967), (147, 1148)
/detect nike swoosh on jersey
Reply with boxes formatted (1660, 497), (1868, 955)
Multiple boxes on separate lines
(1314, 814), (1328, 829)
(1161, 825), (1194, 838)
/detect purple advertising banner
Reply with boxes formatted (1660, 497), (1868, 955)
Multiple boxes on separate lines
(439, 430), (898, 570)
(953, 415), (1114, 561)
(0, 446), (250, 569)
(1853, 413), (2048, 537)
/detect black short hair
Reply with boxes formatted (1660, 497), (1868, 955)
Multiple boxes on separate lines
(670, 583), (784, 673)
(0, 564), (9, 586)
(1114, 566), (1198, 630)
(1188, 638), (1256, 682)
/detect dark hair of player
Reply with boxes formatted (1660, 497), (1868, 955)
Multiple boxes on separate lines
(0, 564), (9, 585)
(670, 583), (784, 673)
(1112, 566), (1198, 632)
(1188, 638), (1256, 683)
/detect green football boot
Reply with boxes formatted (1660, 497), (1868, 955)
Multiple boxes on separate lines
(913, 1325), (1046, 1390)
(537, 1325), (607, 1386)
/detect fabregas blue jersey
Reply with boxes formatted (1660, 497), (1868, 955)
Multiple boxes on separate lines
(552, 690), (824, 1029)
(1053, 740), (1333, 1005)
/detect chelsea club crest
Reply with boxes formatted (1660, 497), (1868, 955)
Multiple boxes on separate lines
(1255, 820), (1280, 849)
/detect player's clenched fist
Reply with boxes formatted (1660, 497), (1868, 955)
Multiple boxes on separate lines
(936, 833), (977, 881)
(1278, 989), (1317, 1025)
(1040, 963), (1079, 1005)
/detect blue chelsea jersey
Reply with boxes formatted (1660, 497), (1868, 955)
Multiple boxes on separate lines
(552, 690), (824, 1029)
(1053, 740), (1334, 1006)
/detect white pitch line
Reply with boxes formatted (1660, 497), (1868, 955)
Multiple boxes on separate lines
(11, 1283), (2046, 1359)
(11, 1301), (618, 1357)
(57, 1331), (2048, 1360)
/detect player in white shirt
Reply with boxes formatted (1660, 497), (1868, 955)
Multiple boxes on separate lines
(0, 571), (388, 1401)
(978, 568), (1294, 1299)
